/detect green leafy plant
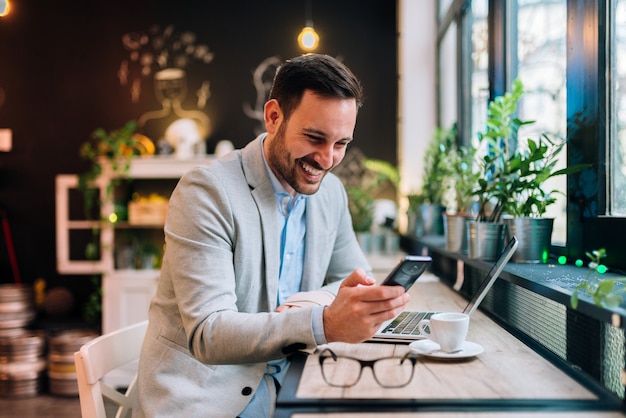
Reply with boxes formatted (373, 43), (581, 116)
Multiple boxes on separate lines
(83, 276), (103, 325)
(78, 120), (140, 221)
(448, 143), (480, 214)
(474, 79), (590, 222)
(406, 193), (426, 216)
(346, 158), (399, 232)
(571, 249), (626, 309)
(422, 125), (457, 206)
(346, 186), (375, 232)
(77, 120), (141, 326)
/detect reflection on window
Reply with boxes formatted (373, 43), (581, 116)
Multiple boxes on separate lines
(470, 0), (489, 148)
(438, 0), (454, 20)
(440, 21), (458, 129)
(516, 0), (567, 243)
(611, 0), (626, 216)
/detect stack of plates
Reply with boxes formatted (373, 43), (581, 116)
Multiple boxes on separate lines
(0, 285), (35, 337)
(0, 331), (47, 397)
(48, 330), (98, 396)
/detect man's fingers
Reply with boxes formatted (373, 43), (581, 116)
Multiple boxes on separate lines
(340, 268), (376, 288)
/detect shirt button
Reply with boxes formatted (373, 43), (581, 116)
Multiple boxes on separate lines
(241, 386), (253, 396)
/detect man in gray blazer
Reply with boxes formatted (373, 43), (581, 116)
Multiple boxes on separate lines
(135, 54), (410, 417)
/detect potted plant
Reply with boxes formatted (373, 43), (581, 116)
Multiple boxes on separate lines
(346, 186), (375, 233)
(78, 120), (147, 221)
(346, 158), (399, 253)
(420, 125), (457, 236)
(77, 120), (151, 324)
(471, 79), (590, 262)
(405, 193), (427, 238)
(443, 141), (481, 253)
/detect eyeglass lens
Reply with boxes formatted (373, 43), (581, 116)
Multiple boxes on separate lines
(321, 352), (415, 388)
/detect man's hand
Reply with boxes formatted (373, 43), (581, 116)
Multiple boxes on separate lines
(322, 269), (410, 343)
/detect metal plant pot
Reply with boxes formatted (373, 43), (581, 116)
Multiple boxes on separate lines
(467, 221), (506, 261)
(504, 217), (554, 263)
(443, 213), (474, 254)
(421, 203), (445, 236)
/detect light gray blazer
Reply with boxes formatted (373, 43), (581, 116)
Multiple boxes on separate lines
(135, 135), (370, 417)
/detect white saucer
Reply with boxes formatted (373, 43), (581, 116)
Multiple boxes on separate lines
(409, 339), (484, 359)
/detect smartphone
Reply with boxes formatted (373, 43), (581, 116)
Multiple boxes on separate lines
(380, 255), (432, 291)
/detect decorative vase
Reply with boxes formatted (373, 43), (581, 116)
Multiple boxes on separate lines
(467, 221), (506, 260)
(443, 213), (474, 254)
(504, 217), (554, 263)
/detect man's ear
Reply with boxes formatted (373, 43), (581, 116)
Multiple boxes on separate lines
(264, 99), (282, 133)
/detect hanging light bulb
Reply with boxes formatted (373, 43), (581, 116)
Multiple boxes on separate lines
(298, 26), (319, 51)
(0, 0), (11, 17)
(298, 0), (319, 51)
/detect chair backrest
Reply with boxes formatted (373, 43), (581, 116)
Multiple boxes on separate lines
(74, 320), (148, 418)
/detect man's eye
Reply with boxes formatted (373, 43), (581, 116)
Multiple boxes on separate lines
(306, 134), (324, 142)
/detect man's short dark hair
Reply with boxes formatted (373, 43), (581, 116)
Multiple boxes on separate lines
(269, 54), (364, 120)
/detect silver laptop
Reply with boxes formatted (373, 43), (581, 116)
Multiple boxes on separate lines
(370, 235), (519, 343)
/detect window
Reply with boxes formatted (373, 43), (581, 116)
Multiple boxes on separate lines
(470, 0), (489, 145)
(610, 0), (626, 216)
(434, 0), (626, 401)
(438, 0), (626, 269)
(515, 0), (567, 243)
(438, 21), (458, 129)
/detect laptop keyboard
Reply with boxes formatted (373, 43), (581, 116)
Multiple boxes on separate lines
(380, 311), (435, 336)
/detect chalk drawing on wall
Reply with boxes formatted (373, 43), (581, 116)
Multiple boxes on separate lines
(118, 25), (214, 156)
(243, 56), (281, 136)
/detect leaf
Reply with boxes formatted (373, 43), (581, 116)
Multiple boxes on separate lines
(603, 294), (623, 308)
(596, 280), (616, 296)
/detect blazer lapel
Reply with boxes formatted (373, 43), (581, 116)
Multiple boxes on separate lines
(241, 135), (281, 310)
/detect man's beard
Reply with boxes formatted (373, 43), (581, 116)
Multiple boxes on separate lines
(267, 124), (327, 195)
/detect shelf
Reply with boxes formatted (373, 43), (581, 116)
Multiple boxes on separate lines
(113, 222), (165, 229)
(106, 155), (215, 178)
(66, 220), (101, 229)
(56, 155), (216, 333)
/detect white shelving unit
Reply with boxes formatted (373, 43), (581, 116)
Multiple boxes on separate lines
(55, 155), (214, 334)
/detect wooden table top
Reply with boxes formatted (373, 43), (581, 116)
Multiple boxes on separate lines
(276, 269), (625, 417)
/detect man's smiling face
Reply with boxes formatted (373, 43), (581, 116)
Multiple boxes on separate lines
(264, 89), (358, 196)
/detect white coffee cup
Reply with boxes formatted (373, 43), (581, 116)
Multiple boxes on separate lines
(417, 312), (469, 352)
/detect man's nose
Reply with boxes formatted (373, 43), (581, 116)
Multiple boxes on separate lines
(316, 145), (335, 169)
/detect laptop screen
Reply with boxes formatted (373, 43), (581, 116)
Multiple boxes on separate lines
(462, 236), (519, 316)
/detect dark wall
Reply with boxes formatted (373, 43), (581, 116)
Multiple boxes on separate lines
(0, 0), (397, 310)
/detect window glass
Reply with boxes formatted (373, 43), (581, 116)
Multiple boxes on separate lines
(516, 0), (567, 243)
(439, 21), (458, 129)
(470, 0), (489, 148)
(611, 0), (626, 215)
(438, 0), (454, 19)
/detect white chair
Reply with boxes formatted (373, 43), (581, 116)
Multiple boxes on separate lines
(74, 320), (148, 418)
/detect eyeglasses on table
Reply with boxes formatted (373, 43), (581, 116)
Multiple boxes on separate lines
(318, 347), (418, 388)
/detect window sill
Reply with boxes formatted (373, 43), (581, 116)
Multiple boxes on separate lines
(400, 234), (626, 401)
(400, 234), (626, 330)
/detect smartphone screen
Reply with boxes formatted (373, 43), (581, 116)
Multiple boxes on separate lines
(380, 255), (432, 291)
